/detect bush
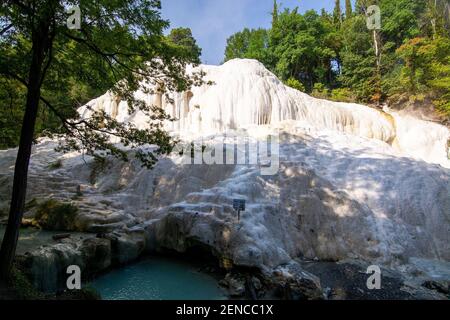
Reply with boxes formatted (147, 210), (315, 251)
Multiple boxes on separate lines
(34, 199), (78, 231)
(285, 78), (305, 92)
(435, 99), (450, 120)
(47, 159), (63, 170)
(311, 83), (329, 99)
(330, 88), (356, 103)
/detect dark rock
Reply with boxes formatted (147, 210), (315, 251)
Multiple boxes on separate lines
(80, 237), (111, 274)
(18, 236), (112, 293)
(20, 242), (84, 293)
(323, 287), (332, 300)
(251, 276), (262, 291)
(221, 273), (246, 297)
(422, 280), (450, 295)
(109, 231), (146, 265)
(245, 275), (258, 300)
(52, 233), (71, 241)
(270, 262), (323, 300)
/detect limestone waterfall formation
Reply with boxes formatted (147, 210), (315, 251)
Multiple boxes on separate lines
(78, 59), (450, 168)
(2, 59), (449, 278)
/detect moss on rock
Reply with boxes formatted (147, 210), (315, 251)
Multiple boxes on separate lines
(3, 265), (44, 300)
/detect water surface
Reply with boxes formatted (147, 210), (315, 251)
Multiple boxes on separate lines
(90, 256), (226, 300)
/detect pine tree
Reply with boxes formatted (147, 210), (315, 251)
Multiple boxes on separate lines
(334, 0), (342, 24)
(168, 28), (202, 64)
(272, 0), (279, 27)
(355, 0), (368, 13)
(345, 0), (353, 18)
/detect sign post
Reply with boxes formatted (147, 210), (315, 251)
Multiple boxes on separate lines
(233, 199), (246, 222)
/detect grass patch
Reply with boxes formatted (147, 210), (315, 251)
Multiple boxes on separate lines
(47, 159), (63, 170)
(34, 199), (78, 231)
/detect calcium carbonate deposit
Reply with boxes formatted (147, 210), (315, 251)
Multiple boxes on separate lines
(1, 59), (450, 282)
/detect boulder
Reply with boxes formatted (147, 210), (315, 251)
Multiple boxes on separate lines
(220, 273), (246, 297)
(19, 236), (112, 293)
(271, 262), (323, 300)
(105, 231), (146, 265)
(80, 237), (112, 274)
(20, 241), (84, 293)
(421, 280), (450, 296)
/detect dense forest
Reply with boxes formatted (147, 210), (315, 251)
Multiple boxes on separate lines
(224, 0), (450, 122)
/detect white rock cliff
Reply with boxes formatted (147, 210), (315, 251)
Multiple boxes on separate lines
(1, 59), (450, 283)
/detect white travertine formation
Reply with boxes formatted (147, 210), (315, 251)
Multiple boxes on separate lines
(2, 59), (449, 279)
(79, 59), (449, 168)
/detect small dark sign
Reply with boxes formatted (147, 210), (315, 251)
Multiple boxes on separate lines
(233, 199), (246, 211)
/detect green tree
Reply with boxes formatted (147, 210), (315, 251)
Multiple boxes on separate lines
(395, 36), (450, 117)
(345, 0), (353, 19)
(270, 9), (337, 91)
(223, 0), (449, 113)
(312, 82), (330, 99)
(0, 0), (201, 279)
(0, 80), (27, 148)
(395, 37), (429, 93)
(272, 0), (279, 26)
(339, 0), (430, 104)
(167, 27), (202, 64)
(339, 15), (377, 102)
(422, 0), (450, 39)
(334, 0), (342, 25)
(380, 0), (424, 48)
(224, 28), (270, 64)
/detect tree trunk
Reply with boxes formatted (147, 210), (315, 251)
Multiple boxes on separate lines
(372, 29), (382, 106)
(0, 23), (50, 280)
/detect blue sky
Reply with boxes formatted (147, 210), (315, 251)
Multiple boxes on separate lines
(161, 0), (339, 65)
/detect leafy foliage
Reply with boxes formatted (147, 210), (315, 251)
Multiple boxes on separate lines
(167, 27), (202, 64)
(395, 36), (450, 117)
(270, 9), (338, 91)
(285, 78), (305, 91)
(0, 0), (204, 159)
(224, 28), (271, 65)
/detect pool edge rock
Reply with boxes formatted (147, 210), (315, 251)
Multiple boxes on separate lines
(17, 230), (147, 293)
(15, 220), (325, 300)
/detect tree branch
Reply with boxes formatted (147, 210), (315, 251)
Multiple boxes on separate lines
(0, 24), (13, 36)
